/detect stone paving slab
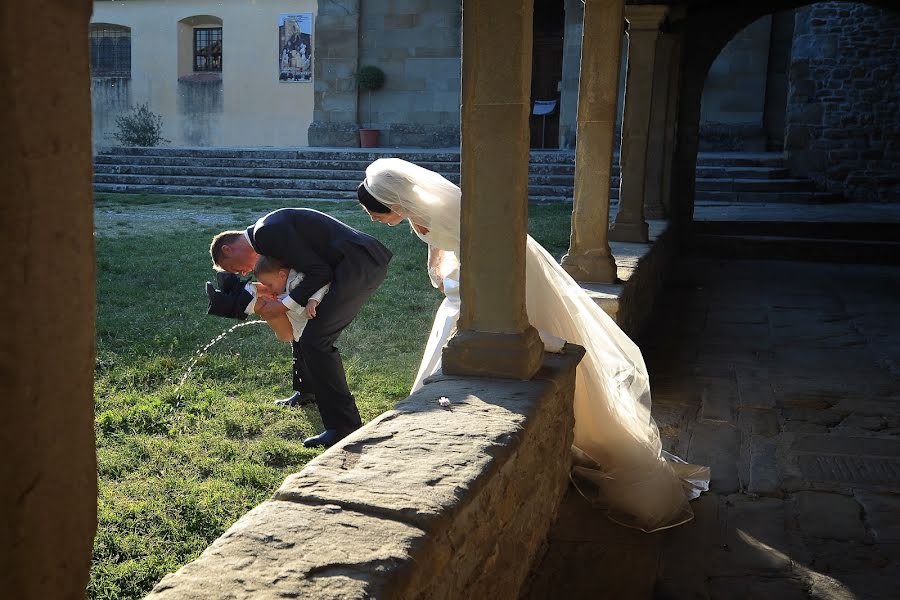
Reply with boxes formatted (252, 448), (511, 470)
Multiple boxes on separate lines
(528, 257), (900, 599)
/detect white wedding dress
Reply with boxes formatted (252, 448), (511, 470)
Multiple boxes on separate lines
(364, 159), (709, 532)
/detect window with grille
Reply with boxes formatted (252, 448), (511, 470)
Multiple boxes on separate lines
(194, 27), (223, 72)
(90, 25), (131, 77)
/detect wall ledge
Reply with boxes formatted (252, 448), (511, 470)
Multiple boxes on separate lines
(146, 346), (584, 599)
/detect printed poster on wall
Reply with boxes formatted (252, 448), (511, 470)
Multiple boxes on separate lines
(278, 13), (313, 82)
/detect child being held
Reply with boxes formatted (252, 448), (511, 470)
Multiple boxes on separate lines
(250, 256), (329, 342)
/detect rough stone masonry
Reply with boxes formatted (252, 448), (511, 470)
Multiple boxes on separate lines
(146, 347), (584, 599)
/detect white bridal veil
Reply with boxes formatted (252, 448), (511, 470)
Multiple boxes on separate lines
(363, 158), (709, 532)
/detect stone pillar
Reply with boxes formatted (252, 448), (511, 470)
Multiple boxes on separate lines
(558, 0), (584, 149)
(609, 5), (669, 243)
(442, 0), (543, 380)
(306, 1), (361, 147)
(559, 0), (625, 283)
(644, 31), (680, 219)
(659, 32), (684, 219)
(1, 1), (98, 598)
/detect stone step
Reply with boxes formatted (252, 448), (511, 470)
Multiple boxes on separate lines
(691, 220), (900, 241)
(93, 182), (358, 199)
(93, 163), (588, 187)
(695, 166), (792, 179)
(97, 147), (784, 167)
(99, 146), (465, 162)
(688, 233), (900, 265)
(94, 173), (365, 191)
(93, 154), (459, 173)
(92, 149), (797, 202)
(95, 164), (372, 180)
(693, 153), (785, 168)
(92, 173), (600, 201)
(93, 181), (577, 202)
(694, 190), (843, 204)
(695, 178), (818, 192)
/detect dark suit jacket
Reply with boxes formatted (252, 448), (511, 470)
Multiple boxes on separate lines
(246, 208), (392, 306)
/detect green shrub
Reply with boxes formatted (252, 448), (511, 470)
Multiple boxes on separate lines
(113, 103), (170, 147)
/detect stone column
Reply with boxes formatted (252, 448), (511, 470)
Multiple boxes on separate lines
(442, 0), (543, 380)
(1, 1), (98, 598)
(558, 0), (584, 149)
(644, 31), (681, 219)
(306, 1), (361, 147)
(659, 32), (684, 218)
(609, 5), (669, 243)
(560, 0), (625, 283)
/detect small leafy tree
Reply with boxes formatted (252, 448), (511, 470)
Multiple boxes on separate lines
(112, 102), (170, 146)
(355, 65), (386, 128)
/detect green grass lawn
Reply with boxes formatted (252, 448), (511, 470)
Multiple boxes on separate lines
(91, 193), (573, 599)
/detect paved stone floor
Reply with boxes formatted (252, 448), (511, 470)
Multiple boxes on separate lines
(527, 257), (900, 599)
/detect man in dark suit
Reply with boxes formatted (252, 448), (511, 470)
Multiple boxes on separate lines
(210, 208), (392, 447)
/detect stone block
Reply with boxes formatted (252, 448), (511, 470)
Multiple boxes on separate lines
(793, 491), (867, 541)
(147, 501), (424, 599)
(708, 576), (807, 600)
(688, 422), (740, 493)
(854, 492), (900, 542)
(698, 375), (737, 424)
(720, 495), (792, 574)
(748, 438), (781, 496)
(307, 121), (360, 147)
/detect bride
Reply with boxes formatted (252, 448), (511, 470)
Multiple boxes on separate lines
(356, 158), (708, 532)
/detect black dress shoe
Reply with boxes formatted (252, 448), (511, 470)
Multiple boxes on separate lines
(273, 392), (316, 407)
(302, 429), (341, 448)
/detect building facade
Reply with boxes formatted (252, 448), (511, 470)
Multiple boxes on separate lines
(91, 1), (899, 200)
(92, 0), (317, 148)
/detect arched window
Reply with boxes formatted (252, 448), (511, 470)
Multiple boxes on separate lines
(178, 16), (224, 75)
(89, 24), (131, 77)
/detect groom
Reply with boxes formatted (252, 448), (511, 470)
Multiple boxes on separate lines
(210, 208), (392, 447)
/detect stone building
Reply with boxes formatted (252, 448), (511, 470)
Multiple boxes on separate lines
(92, 0), (899, 201)
(91, 0), (318, 147)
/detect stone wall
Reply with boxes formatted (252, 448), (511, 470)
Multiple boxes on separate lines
(785, 2), (900, 202)
(700, 16), (774, 151)
(177, 78), (223, 146)
(91, 76), (132, 148)
(310, 0), (461, 147)
(146, 348), (584, 599)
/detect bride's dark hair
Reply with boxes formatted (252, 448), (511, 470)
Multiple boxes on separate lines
(356, 182), (392, 214)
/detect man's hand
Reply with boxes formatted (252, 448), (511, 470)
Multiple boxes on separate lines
(254, 296), (289, 319)
(306, 298), (319, 319)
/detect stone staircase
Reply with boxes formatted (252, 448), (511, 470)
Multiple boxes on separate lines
(687, 220), (900, 264)
(93, 147), (841, 205)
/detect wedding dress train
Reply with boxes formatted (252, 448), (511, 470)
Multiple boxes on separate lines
(365, 158), (709, 532)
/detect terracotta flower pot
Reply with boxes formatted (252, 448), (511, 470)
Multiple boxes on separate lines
(359, 128), (380, 148)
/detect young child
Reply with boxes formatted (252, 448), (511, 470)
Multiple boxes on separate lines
(250, 255), (329, 342)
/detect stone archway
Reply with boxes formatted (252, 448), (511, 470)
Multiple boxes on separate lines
(670, 0), (900, 226)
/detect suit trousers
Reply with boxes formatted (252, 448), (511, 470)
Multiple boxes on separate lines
(294, 245), (388, 434)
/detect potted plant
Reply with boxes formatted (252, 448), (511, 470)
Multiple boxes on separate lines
(356, 65), (386, 148)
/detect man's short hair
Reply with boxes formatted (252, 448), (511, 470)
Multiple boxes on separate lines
(254, 255), (286, 275)
(209, 231), (244, 269)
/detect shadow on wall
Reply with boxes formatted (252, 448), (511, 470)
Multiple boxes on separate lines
(177, 75), (223, 146)
(92, 77), (131, 149)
